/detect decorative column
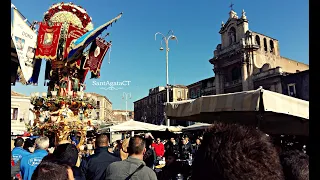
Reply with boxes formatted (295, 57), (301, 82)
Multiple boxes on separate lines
(241, 63), (249, 91)
(214, 68), (221, 94)
(247, 52), (254, 90)
(241, 54), (249, 91)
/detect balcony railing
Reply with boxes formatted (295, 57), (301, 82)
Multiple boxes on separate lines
(215, 42), (242, 57)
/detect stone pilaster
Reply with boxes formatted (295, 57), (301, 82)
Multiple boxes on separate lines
(276, 82), (283, 94)
(241, 62), (249, 91)
(214, 68), (221, 94)
(241, 53), (249, 91)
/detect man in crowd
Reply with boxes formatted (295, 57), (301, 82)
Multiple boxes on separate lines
(31, 161), (71, 180)
(157, 151), (181, 180)
(80, 133), (120, 180)
(50, 143), (85, 180)
(105, 135), (157, 180)
(152, 138), (165, 159)
(192, 138), (201, 156)
(192, 123), (284, 180)
(12, 137), (31, 164)
(165, 137), (180, 158)
(20, 136), (49, 180)
(180, 137), (192, 159)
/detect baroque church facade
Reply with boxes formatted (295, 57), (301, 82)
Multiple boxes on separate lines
(209, 9), (309, 94)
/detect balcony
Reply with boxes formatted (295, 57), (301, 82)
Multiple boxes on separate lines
(244, 44), (260, 50)
(225, 79), (242, 88)
(214, 42), (242, 57)
(253, 67), (283, 81)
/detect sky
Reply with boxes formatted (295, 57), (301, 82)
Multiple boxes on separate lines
(11, 0), (309, 111)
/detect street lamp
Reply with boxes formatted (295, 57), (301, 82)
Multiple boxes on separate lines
(155, 30), (178, 126)
(122, 92), (132, 121)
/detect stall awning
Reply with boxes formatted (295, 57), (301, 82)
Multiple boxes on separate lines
(182, 123), (211, 131)
(99, 119), (167, 133)
(165, 88), (309, 136)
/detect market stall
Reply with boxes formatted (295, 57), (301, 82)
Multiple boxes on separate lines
(165, 87), (309, 136)
(99, 119), (167, 133)
(98, 120), (168, 142)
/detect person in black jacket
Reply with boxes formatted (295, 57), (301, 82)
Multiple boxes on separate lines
(165, 138), (180, 158)
(180, 138), (192, 160)
(80, 133), (121, 180)
(191, 138), (201, 156)
(143, 135), (156, 169)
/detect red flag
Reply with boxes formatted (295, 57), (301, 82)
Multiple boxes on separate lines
(35, 22), (62, 60)
(83, 37), (111, 76)
(64, 25), (87, 59)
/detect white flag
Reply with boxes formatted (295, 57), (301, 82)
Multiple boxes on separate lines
(12, 9), (37, 82)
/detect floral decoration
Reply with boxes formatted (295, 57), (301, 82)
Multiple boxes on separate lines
(45, 2), (94, 31)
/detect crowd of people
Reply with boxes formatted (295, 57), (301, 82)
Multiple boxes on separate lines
(11, 122), (309, 180)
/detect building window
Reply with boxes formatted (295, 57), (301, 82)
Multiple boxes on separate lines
(97, 101), (100, 109)
(231, 67), (241, 81)
(197, 89), (201, 97)
(191, 90), (195, 98)
(287, 84), (296, 97)
(11, 108), (18, 120)
(255, 35), (260, 46)
(270, 40), (274, 53)
(96, 112), (100, 119)
(228, 27), (236, 45)
(263, 38), (268, 52)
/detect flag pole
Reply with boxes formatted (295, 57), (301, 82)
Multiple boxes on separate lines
(11, 3), (34, 27)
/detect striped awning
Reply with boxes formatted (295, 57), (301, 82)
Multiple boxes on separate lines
(165, 88), (309, 136)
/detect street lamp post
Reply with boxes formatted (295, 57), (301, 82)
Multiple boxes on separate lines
(122, 92), (132, 121)
(155, 30), (178, 126)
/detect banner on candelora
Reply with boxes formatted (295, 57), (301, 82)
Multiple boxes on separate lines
(64, 25), (87, 59)
(12, 9), (37, 82)
(67, 13), (122, 62)
(35, 22), (62, 60)
(83, 37), (111, 78)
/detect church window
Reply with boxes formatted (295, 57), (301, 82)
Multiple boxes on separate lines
(270, 40), (274, 53)
(231, 67), (241, 81)
(228, 27), (236, 45)
(263, 38), (268, 52)
(255, 35), (260, 46)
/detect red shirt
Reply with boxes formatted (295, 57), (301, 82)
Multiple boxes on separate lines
(152, 142), (165, 157)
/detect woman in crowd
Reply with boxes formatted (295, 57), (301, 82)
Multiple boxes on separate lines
(119, 138), (130, 160)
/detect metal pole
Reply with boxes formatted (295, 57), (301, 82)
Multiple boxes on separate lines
(155, 31), (178, 127)
(166, 38), (170, 127)
(123, 92), (131, 121)
(125, 98), (128, 121)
